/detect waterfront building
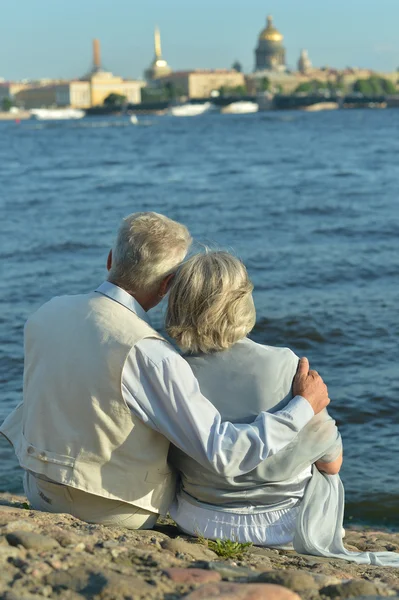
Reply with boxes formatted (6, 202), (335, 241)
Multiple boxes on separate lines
(298, 49), (312, 74)
(15, 76), (144, 109)
(158, 70), (245, 99)
(14, 82), (62, 109)
(85, 71), (144, 106)
(14, 40), (145, 109)
(145, 27), (172, 81)
(255, 15), (286, 71)
(0, 81), (32, 106)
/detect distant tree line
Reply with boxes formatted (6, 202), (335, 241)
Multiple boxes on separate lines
(353, 76), (397, 96)
(103, 93), (127, 106)
(141, 83), (186, 103)
(2, 98), (13, 111)
(293, 76), (398, 97)
(294, 80), (345, 94)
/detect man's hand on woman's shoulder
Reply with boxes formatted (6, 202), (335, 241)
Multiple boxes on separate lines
(293, 357), (330, 415)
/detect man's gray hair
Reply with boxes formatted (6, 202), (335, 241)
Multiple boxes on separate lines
(108, 212), (192, 293)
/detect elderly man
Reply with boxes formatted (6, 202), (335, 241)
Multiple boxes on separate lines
(0, 212), (329, 529)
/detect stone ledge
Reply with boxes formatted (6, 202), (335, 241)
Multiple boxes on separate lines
(0, 493), (398, 599)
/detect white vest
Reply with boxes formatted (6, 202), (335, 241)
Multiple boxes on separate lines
(0, 292), (176, 514)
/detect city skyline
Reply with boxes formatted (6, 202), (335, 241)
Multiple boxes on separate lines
(1, 0), (399, 81)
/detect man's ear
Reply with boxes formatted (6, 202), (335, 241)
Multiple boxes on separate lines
(106, 250), (112, 271)
(159, 273), (175, 297)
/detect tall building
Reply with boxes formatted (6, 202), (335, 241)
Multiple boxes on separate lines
(81, 39), (145, 106)
(255, 15), (286, 71)
(298, 49), (312, 74)
(92, 39), (102, 73)
(145, 27), (172, 81)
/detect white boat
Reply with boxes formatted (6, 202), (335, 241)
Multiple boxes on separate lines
(168, 102), (212, 117)
(130, 114), (139, 125)
(30, 108), (85, 120)
(221, 101), (259, 114)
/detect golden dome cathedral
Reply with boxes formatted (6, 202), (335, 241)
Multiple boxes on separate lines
(259, 15), (284, 42)
(255, 15), (286, 72)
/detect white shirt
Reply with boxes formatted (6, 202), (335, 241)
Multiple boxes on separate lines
(96, 282), (314, 476)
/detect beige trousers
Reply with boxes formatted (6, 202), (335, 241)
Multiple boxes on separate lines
(23, 471), (158, 530)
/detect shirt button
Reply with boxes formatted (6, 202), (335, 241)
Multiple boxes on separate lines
(27, 446), (35, 455)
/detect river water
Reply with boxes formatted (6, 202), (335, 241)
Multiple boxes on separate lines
(1, 110), (399, 526)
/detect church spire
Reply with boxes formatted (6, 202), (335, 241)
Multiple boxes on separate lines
(154, 26), (162, 59)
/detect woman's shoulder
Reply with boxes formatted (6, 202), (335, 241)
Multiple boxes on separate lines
(238, 337), (298, 362)
(185, 339), (299, 382)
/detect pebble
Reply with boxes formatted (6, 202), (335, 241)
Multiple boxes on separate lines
(0, 545), (23, 559)
(1, 593), (49, 600)
(6, 531), (60, 551)
(165, 567), (222, 584)
(183, 582), (301, 599)
(4, 520), (37, 532)
(73, 542), (86, 552)
(161, 537), (217, 560)
(0, 505), (26, 514)
(255, 569), (319, 592)
(312, 574), (344, 586)
(207, 561), (259, 581)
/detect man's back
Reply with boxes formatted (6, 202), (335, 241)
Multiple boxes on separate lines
(8, 291), (175, 513)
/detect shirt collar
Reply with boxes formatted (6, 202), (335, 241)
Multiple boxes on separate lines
(95, 281), (150, 325)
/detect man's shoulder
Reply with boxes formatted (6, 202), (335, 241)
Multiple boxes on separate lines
(27, 292), (94, 322)
(134, 337), (183, 368)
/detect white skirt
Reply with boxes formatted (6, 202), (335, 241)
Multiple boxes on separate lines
(170, 494), (300, 548)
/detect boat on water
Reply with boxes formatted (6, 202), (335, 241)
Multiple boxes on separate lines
(30, 108), (85, 121)
(168, 102), (212, 117)
(221, 101), (259, 115)
(130, 114), (139, 125)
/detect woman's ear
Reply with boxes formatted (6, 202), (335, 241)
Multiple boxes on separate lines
(106, 249), (112, 271)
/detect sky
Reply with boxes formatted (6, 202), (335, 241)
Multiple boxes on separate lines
(1, 0), (399, 81)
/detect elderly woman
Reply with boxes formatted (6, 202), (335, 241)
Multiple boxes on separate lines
(166, 251), (343, 548)
(166, 251), (399, 565)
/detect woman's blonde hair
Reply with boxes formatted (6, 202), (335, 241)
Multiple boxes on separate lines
(166, 251), (256, 354)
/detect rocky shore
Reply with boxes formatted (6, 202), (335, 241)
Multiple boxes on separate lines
(0, 493), (398, 600)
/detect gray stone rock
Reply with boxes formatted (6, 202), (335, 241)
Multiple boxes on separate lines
(46, 567), (153, 598)
(6, 531), (60, 552)
(298, 554), (337, 565)
(248, 547), (280, 558)
(349, 597), (399, 600)
(206, 561), (258, 581)
(0, 506), (26, 514)
(0, 545), (24, 563)
(255, 569), (319, 592)
(4, 520), (36, 533)
(161, 537), (217, 560)
(0, 593), (48, 600)
(321, 581), (388, 598)
(312, 574), (344, 587)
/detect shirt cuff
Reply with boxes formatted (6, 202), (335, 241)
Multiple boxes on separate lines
(283, 395), (315, 429)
